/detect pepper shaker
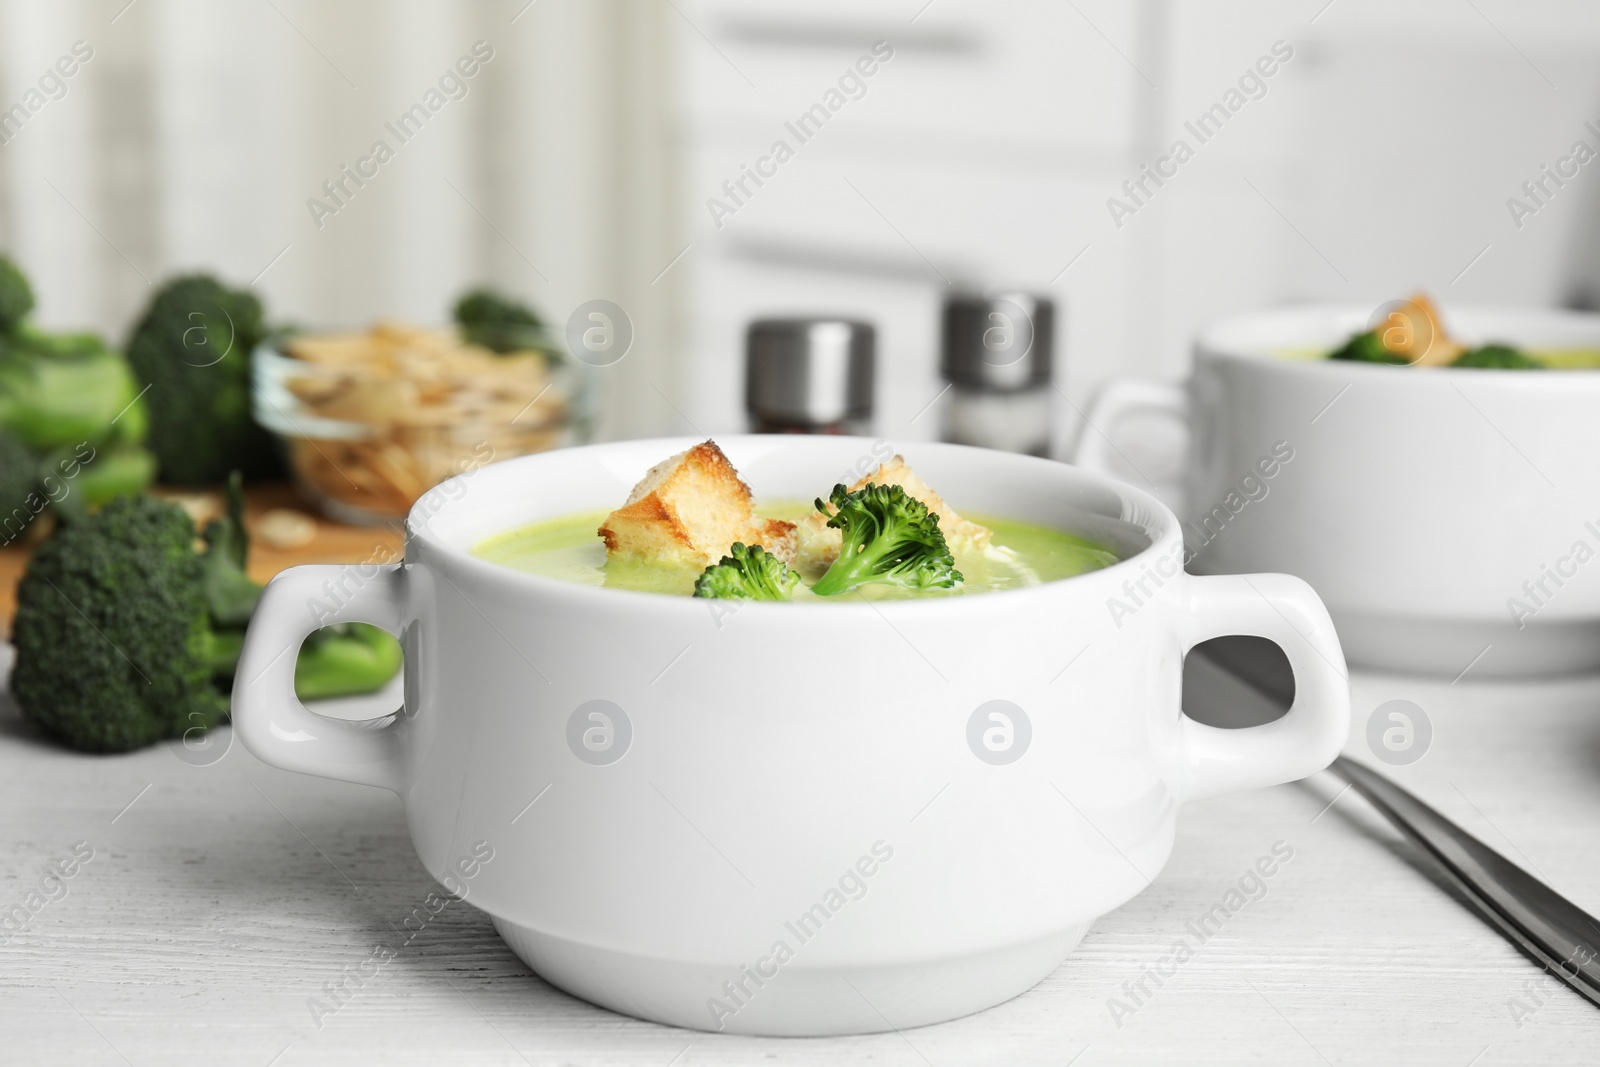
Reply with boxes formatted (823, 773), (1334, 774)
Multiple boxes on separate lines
(744, 318), (875, 435)
(939, 293), (1055, 456)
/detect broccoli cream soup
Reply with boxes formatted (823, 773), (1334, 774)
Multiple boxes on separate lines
(1272, 345), (1600, 367)
(474, 505), (1119, 600)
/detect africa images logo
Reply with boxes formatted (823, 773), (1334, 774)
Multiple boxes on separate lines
(567, 700), (632, 765)
(180, 303), (235, 368)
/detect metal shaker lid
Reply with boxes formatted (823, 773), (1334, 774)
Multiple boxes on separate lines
(745, 318), (875, 426)
(940, 293), (1054, 392)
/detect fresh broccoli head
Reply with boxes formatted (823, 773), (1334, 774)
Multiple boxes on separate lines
(0, 254), (33, 335)
(1452, 344), (1544, 369)
(693, 542), (800, 601)
(10, 495), (233, 752)
(1328, 330), (1409, 364)
(10, 473), (403, 753)
(125, 274), (278, 485)
(810, 483), (963, 596)
(453, 287), (555, 357)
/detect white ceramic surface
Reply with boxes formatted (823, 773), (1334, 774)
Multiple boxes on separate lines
(1078, 305), (1600, 678)
(232, 436), (1348, 1036)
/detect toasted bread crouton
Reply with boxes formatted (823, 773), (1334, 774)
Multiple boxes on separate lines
(794, 455), (991, 573)
(599, 441), (796, 567)
(1385, 292), (1463, 367)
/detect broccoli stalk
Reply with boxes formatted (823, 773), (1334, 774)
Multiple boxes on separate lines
(125, 274), (278, 485)
(0, 438), (135, 544)
(693, 542), (800, 601)
(203, 472), (265, 629)
(45, 444), (159, 525)
(197, 480), (398, 695)
(0, 327), (151, 450)
(199, 475), (402, 702)
(810, 483), (963, 596)
(11, 472), (404, 753)
(452, 287), (558, 358)
(294, 623), (405, 699)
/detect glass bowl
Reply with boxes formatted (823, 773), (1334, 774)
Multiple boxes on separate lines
(253, 322), (590, 524)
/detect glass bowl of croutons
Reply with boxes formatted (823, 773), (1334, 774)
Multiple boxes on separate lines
(253, 321), (588, 524)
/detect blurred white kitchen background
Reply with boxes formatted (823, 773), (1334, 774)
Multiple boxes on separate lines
(2, 0), (1598, 467)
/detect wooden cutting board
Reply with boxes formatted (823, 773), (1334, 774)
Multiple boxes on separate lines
(0, 484), (404, 637)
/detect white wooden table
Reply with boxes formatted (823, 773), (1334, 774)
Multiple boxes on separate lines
(5, 645), (1600, 1066)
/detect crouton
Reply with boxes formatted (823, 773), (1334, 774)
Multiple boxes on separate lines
(598, 441), (796, 566)
(1383, 292), (1463, 367)
(794, 455), (991, 573)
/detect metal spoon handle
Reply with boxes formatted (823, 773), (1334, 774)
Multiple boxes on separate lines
(1190, 638), (1600, 1007)
(1329, 754), (1600, 1006)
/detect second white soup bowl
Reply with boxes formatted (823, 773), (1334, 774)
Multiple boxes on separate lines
(1080, 305), (1600, 677)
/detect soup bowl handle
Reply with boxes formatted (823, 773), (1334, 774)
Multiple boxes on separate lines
(1074, 379), (1187, 477)
(1177, 572), (1349, 802)
(233, 563), (406, 793)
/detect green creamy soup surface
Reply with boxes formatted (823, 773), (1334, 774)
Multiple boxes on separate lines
(473, 502), (1120, 601)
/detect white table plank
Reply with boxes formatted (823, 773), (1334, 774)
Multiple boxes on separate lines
(5, 651), (1600, 1065)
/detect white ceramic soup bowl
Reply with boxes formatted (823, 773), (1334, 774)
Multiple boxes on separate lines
(1079, 305), (1600, 678)
(233, 435), (1347, 1036)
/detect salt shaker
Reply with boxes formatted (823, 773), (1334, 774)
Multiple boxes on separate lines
(744, 318), (875, 435)
(939, 293), (1055, 456)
